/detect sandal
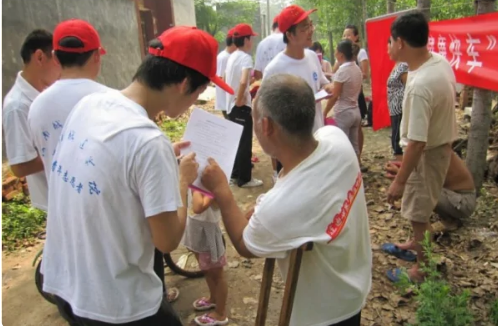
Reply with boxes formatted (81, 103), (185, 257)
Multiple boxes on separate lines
(167, 287), (180, 303)
(194, 314), (229, 326)
(381, 243), (417, 262)
(193, 297), (216, 311)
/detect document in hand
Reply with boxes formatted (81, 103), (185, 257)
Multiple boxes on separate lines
(181, 108), (243, 197)
(314, 89), (331, 102)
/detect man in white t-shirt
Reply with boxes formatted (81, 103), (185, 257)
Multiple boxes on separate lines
(202, 74), (371, 326)
(2, 29), (61, 211)
(41, 26), (233, 325)
(29, 19), (107, 184)
(386, 12), (458, 283)
(215, 27), (236, 118)
(263, 4), (332, 180)
(225, 23), (263, 188)
(253, 15), (286, 81)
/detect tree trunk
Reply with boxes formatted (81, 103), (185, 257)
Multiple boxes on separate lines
(387, 0), (396, 13)
(417, 0), (431, 20)
(328, 30), (335, 65)
(465, 0), (497, 193)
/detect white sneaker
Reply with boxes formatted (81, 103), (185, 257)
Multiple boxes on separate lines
(229, 178), (236, 186)
(241, 178), (263, 188)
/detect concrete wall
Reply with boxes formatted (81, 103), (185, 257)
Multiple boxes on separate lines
(2, 0), (143, 99)
(172, 0), (196, 27)
(2, 0), (143, 162)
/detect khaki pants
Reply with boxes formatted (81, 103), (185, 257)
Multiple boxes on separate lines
(402, 145), (452, 223)
(434, 188), (476, 223)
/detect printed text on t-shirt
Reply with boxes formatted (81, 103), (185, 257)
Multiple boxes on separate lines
(326, 172), (362, 243)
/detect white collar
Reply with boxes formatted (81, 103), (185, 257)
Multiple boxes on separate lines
(15, 71), (40, 102)
(340, 62), (354, 68)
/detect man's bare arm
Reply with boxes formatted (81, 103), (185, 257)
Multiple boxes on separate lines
(10, 156), (44, 177)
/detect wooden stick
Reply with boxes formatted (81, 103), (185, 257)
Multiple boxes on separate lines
(255, 258), (275, 326)
(278, 243), (313, 326)
(255, 243), (313, 326)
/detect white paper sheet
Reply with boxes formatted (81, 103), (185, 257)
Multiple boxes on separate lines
(314, 89), (331, 102)
(180, 108), (243, 196)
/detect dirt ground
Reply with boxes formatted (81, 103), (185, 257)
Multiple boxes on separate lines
(3, 102), (498, 326)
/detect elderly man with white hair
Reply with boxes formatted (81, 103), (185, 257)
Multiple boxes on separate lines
(201, 74), (372, 326)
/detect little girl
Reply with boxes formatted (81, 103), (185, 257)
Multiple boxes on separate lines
(182, 189), (228, 326)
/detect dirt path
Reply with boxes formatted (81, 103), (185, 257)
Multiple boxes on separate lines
(3, 123), (498, 326)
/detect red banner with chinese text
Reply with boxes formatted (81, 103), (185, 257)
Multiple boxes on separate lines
(366, 11), (498, 131)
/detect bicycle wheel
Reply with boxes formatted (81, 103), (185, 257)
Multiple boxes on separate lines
(164, 235), (226, 279)
(35, 259), (57, 305)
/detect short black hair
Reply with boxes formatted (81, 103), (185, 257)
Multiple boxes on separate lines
(391, 11), (429, 48)
(345, 24), (359, 37)
(337, 39), (354, 61)
(310, 41), (323, 53)
(132, 39), (209, 93)
(233, 35), (250, 48)
(225, 36), (234, 47)
(272, 21), (279, 30)
(20, 29), (53, 64)
(55, 37), (96, 68)
(283, 25), (297, 44)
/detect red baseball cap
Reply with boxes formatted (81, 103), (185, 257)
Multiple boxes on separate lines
(53, 19), (106, 54)
(278, 5), (317, 33)
(273, 15), (279, 24)
(148, 26), (234, 95)
(233, 24), (258, 38)
(227, 28), (235, 38)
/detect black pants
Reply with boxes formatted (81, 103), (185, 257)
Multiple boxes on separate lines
(390, 114), (403, 155)
(222, 110), (229, 119)
(153, 248), (165, 293)
(54, 295), (182, 326)
(358, 88), (367, 120)
(229, 106), (253, 186)
(329, 311), (361, 326)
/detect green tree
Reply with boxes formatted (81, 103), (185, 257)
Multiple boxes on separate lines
(195, 0), (259, 42)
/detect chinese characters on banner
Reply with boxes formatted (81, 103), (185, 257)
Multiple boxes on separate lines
(366, 11), (498, 131)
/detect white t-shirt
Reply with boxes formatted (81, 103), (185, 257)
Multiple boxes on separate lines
(225, 49), (253, 113)
(2, 71), (48, 210)
(254, 32), (286, 74)
(243, 126), (372, 326)
(28, 78), (109, 182)
(215, 50), (231, 111)
(264, 50), (329, 133)
(357, 48), (368, 63)
(41, 90), (182, 323)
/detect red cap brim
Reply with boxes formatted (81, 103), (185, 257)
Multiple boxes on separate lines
(294, 8), (317, 27)
(211, 75), (234, 95)
(99, 47), (106, 55)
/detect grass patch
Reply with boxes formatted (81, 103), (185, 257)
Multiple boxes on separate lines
(396, 232), (474, 326)
(157, 114), (187, 143)
(491, 299), (498, 325)
(2, 194), (46, 251)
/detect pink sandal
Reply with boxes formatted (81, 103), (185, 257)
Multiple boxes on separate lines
(194, 313), (229, 326)
(193, 298), (216, 311)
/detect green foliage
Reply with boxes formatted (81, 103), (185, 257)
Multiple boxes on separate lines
(2, 194), (46, 251)
(195, 0), (258, 39)
(395, 232), (474, 326)
(158, 118), (186, 143)
(491, 299), (498, 326)
(293, 0), (477, 54)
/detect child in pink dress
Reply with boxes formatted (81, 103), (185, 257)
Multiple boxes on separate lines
(182, 190), (228, 326)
